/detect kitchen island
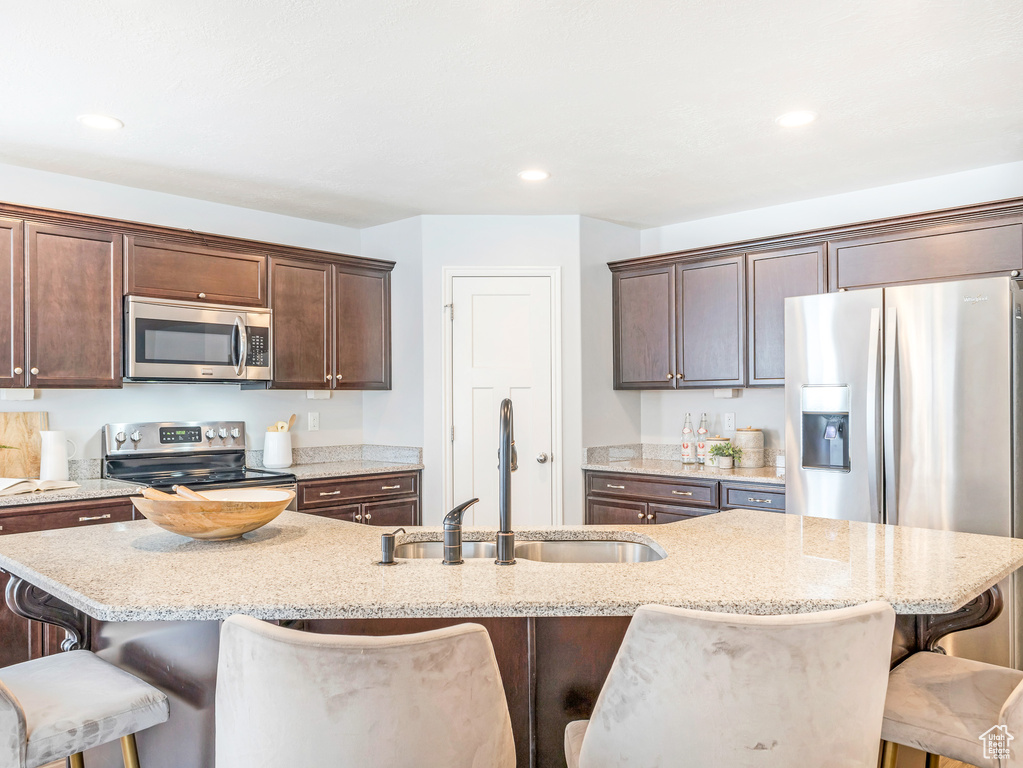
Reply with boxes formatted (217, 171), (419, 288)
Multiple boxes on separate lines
(1, 509), (1021, 768)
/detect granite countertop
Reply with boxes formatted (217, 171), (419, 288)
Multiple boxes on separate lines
(0, 479), (141, 509)
(288, 460), (424, 480)
(0, 509), (1019, 622)
(582, 458), (785, 485)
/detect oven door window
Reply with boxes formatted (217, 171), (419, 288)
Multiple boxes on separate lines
(134, 319), (236, 365)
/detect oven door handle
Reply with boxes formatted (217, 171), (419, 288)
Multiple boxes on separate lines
(233, 316), (247, 377)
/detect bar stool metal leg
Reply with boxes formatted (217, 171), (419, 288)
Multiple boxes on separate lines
(121, 734), (142, 768)
(879, 740), (898, 768)
(68, 754), (85, 768)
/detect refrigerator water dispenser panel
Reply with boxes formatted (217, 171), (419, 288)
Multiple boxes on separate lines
(800, 386), (851, 472)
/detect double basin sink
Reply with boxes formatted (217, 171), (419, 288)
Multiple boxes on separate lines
(393, 539), (663, 564)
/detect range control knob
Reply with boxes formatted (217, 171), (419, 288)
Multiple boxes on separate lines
(230, 427), (241, 439)
(218, 427), (228, 440)
(129, 430), (142, 445)
(115, 431), (127, 447)
(205, 428), (216, 441)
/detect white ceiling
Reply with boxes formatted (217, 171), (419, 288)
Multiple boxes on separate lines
(2, 1), (1022, 229)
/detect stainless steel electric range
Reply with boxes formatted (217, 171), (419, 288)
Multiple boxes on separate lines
(102, 421), (297, 508)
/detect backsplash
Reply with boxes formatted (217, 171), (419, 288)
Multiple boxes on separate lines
(586, 443), (783, 468)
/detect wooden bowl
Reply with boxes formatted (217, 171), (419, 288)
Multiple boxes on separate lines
(130, 488), (295, 541)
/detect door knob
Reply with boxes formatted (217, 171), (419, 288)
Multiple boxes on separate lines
(536, 452), (549, 464)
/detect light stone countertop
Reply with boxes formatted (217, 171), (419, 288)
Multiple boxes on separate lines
(0, 479), (141, 509)
(0, 509), (1020, 622)
(582, 458), (785, 485)
(288, 460), (423, 480)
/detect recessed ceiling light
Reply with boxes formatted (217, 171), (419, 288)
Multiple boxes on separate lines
(77, 114), (124, 130)
(518, 169), (550, 181)
(775, 110), (817, 128)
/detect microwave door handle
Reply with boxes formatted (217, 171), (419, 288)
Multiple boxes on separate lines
(233, 316), (247, 377)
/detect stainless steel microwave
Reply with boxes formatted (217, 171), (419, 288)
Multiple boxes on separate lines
(125, 296), (272, 382)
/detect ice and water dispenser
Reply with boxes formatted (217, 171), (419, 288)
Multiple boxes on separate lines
(800, 386), (850, 472)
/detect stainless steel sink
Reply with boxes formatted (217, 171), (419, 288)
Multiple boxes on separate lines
(393, 541), (497, 559)
(513, 540), (663, 563)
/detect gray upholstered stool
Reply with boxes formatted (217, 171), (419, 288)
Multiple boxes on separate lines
(564, 601), (896, 768)
(215, 615), (516, 768)
(881, 651), (1023, 768)
(0, 649), (169, 768)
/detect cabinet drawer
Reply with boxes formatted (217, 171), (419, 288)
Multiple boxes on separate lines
(299, 473), (419, 508)
(720, 483), (785, 512)
(587, 473), (717, 507)
(648, 503), (717, 523)
(0, 498), (134, 534)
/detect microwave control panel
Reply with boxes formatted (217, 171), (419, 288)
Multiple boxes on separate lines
(246, 327), (269, 367)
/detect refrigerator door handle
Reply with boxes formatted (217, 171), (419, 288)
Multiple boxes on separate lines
(866, 307), (882, 524)
(883, 307), (899, 525)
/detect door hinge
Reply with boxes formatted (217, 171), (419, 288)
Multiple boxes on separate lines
(445, 303), (453, 321)
(451, 426), (455, 442)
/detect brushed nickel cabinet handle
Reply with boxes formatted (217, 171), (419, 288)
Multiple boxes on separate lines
(748, 498), (772, 504)
(607, 484), (625, 489)
(646, 513), (654, 520)
(675, 373), (683, 379)
(338, 373), (343, 380)
(666, 373), (673, 380)
(198, 292), (206, 299)
(78, 514), (111, 522)
(319, 490), (342, 497)
(381, 485), (401, 490)
(671, 490), (693, 496)
(326, 374), (333, 381)
(637, 512), (644, 519)
(355, 513), (362, 521)
(12, 367), (21, 375)
(30, 368), (39, 375)
(365, 513), (372, 520)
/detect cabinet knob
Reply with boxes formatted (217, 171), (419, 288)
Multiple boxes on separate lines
(13, 367), (21, 375)
(326, 374), (332, 381)
(637, 512), (644, 519)
(30, 368), (39, 375)
(647, 513), (654, 520)
(355, 514), (362, 521)
(338, 373), (343, 380)
(365, 513), (372, 521)
(198, 292), (206, 299)
(666, 373), (673, 380)
(675, 373), (683, 379)
(1013, 271), (1020, 278)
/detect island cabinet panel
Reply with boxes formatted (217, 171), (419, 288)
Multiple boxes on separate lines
(676, 255), (745, 387)
(25, 223), (122, 388)
(125, 236), (267, 306)
(334, 266), (391, 390)
(586, 497), (648, 525)
(747, 244), (826, 386)
(612, 265), (676, 389)
(828, 213), (1023, 291)
(269, 257), (332, 389)
(297, 471), (421, 527)
(0, 218), (24, 388)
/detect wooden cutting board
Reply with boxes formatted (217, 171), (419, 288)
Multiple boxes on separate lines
(0, 412), (48, 479)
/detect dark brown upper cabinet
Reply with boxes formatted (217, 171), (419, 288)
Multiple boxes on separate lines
(0, 218), (24, 389)
(828, 213), (1023, 291)
(269, 257), (332, 389)
(335, 266), (391, 390)
(675, 255), (745, 387)
(746, 244), (826, 386)
(26, 222), (122, 388)
(126, 236), (267, 307)
(612, 265), (676, 389)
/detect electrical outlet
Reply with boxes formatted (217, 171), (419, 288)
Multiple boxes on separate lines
(308, 412), (319, 431)
(723, 412), (735, 432)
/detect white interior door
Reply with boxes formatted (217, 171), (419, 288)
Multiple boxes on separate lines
(450, 274), (555, 527)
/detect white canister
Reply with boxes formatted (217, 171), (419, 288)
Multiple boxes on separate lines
(263, 431), (293, 469)
(704, 436), (730, 468)
(733, 427), (765, 468)
(39, 430), (76, 481)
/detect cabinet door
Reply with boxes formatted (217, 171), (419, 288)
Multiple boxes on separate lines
(747, 245), (825, 386)
(26, 223), (122, 388)
(126, 236), (267, 306)
(0, 218), (24, 388)
(363, 498), (419, 526)
(649, 502), (716, 524)
(334, 266), (391, 390)
(270, 257), (332, 389)
(676, 256), (745, 387)
(613, 265), (676, 389)
(585, 497), (648, 525)
(828, 213), (1023, 290)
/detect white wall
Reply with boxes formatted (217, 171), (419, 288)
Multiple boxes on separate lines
(0, 163), (367, 458)
(639, 160), (1023, 456)
(579, 217), (642, 448)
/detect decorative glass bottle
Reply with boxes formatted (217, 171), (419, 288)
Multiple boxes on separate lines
(696, 413), (709, 464)
(681, 413), (697, 464)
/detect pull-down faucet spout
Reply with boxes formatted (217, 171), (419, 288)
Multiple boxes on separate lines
(496, 398), (517, 565)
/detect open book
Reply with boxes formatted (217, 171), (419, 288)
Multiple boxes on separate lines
(0, 478), (80, 496)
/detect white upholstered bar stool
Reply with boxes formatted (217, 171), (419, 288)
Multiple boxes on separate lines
(564, 601), (896, 768)
(216, 615), (515, 768)
(881, 651), (1023, 767)
(0, 649), (169, 768)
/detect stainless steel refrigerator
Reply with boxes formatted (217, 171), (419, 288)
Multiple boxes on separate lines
(785, 276), (1022, 667)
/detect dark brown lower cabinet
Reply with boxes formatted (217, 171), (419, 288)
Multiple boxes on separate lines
(0, 496), (135, 664)
(297, 471), (422, 527)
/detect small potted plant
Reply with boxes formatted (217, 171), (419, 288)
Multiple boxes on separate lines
(708, 442), (742, 469)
